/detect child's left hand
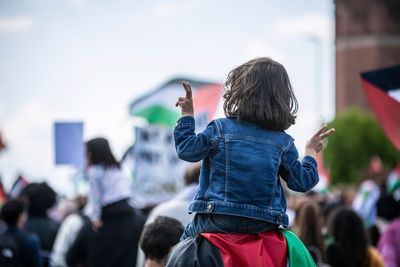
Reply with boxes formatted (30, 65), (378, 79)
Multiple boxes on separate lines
(175, 81), (194, 117)
(305, 124), (335, 159)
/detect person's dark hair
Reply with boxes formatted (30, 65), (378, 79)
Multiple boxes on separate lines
(377, 193), (400, 221)
(0, 198), (27, 225)
(328, 208), (370, 267)
(140, 216), (184, 263)
(295, 201), (325, 262)
(223, 57), (298, 130)
(184, 164), (200, 186)
(19, 182), (57, 217)
(86, 137), (119, 168)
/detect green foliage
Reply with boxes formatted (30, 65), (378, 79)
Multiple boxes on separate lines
(323, 108), (400, 185)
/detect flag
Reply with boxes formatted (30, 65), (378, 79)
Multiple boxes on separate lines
(9, 175), (29, 198)
(167, 230), (315, 267)
(130, 77), (223, 128)
(0, 177), (6, 208)
(360, 65), (400, 150)
(314, 153), (331, 190)
(0, 132), (6, 151)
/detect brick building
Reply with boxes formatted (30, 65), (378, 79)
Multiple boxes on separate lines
(335, 0), (400, 113)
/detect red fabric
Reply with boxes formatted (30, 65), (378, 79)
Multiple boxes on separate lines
(201, 232), (287, 267)
(361, 79), (400, 150)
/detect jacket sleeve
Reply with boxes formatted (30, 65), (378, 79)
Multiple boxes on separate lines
(88, 169), (102, 221)
(279, 142), (319, 192)
(174, 116), (219, 162)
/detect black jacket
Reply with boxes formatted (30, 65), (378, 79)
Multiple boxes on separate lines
(66, 200), (145, 267)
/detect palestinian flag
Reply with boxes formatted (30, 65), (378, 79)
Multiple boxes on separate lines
(360, 65), (400, 150)
(167, 230), (316, 267)
(130, 78), (223, 128)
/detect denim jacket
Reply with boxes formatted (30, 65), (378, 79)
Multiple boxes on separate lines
(174, 116), (319, 227)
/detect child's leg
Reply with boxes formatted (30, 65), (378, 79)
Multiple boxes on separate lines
(180, 213), (213, 241)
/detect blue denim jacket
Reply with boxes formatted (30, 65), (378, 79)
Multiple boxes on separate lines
(174, 116), (319, 227)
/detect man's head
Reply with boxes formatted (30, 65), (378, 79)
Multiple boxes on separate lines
(140, 216), (184, 266)
(0, 199), (28, 228)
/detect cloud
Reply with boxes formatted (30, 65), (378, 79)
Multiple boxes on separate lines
(65, 0), (88, 8)
(244, 39), (287, 63)
(274, 14), (334, 41)
(152, 1), (196, 18)
(0, 16), (33, 32)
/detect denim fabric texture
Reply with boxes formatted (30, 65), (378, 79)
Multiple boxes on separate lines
(174, 116), (319, 227)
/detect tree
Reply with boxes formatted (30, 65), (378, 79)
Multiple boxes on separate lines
(323, 108), (400, 184)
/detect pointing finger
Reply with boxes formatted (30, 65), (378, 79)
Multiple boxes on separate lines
(182, 81), (192, 99)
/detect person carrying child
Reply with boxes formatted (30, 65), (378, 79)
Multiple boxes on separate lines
(174, 57), (335, 240)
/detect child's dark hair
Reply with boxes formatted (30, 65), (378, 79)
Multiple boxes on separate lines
(0, 198), (27, 226)
(86, 137), (119, 168)
(140, 216), (184, 263)
(223, 57), (298, 130)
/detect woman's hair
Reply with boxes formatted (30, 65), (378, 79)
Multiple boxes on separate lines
(328, 208), (370, 267)
(295, 201), (325, 262)
(223, 57), (298, 130)
(86, 137), (119, 168)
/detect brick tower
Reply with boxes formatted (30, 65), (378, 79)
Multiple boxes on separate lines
(335, 0), (400, 113)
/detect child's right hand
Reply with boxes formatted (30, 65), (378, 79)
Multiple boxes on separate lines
(175, 81), (194, 117)
(305, 124), (335, 159)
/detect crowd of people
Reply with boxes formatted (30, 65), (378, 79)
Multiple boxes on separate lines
(0, 57), (399, 267)
(1, 163), (399, 267)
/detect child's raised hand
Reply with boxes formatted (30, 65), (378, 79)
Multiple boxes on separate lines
(305, 124), (335, 159)
(175, 81), (194, 117)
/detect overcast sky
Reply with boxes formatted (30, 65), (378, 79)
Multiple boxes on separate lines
(0, 0), (335, 195)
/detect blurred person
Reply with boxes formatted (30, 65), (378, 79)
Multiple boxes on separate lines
(140, 216), (184, 267)
(19, 182), (59, 265)
(65, 204), (145, 267)
(85, 137), (132, 230)
(293, 200), (326, 265)
(66, 137), (145, 267)
(376, 167), (400, 267)
(51, 196), (88, 267)
(0, 198), (42, 267)
(174, 58), (335, 240)
(326, 208), (384, 267)
(352, 179), (381, 246)
(136, 164), (200, 267)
